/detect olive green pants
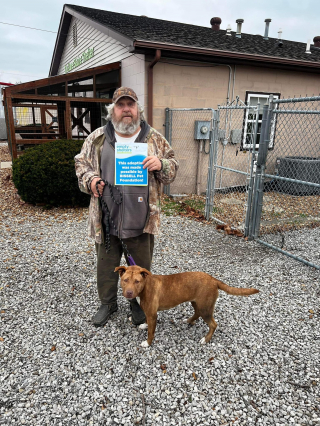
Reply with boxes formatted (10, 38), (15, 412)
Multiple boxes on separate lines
(95, 233), (154, 305)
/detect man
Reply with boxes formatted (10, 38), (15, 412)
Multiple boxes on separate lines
(75, 87), (178, 326)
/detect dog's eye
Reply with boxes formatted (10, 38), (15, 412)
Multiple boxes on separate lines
(134, 280), (139, 284)
(124, 278), (129, 282)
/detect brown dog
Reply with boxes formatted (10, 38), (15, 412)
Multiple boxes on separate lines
(115, 265), (259, 347)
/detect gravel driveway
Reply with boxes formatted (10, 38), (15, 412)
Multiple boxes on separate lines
(1, 207), (319, 425)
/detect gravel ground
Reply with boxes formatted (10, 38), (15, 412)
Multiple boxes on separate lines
(1, 205), (320, 426)
(0, 142), (11, 162)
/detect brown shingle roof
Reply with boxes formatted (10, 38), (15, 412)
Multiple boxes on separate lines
(66, 4), (320, 63)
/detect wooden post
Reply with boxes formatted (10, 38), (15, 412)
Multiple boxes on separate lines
(6, 96), (18, 159)
(32, 107), (36, 126)
(40, 106), (46, 137)
(93, 75), (96, 98)
(65, 100), (72, 139)
(57, 103), (66, 138)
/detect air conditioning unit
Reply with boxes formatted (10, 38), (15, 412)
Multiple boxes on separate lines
(275, 156), (320, 195)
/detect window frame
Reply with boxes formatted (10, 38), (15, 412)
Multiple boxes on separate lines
(241, 91), (280, 151)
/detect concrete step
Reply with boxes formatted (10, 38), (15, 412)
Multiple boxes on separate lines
(0, 161), (12, 169)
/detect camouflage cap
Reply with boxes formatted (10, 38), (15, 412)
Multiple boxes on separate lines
(112, 87), (138, 103)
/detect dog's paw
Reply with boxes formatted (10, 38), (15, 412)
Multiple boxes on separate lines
(183, 318), (189, 323)
(200, 337), (206, 345)
(128, 316), (132, 322)
(139, 323), (148, 330)
(140, 340), (150, 348)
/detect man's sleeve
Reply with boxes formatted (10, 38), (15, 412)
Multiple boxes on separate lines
(74, 138), (100, 195)
(153, 134), (179, 185)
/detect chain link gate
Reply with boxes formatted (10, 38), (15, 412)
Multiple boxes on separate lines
(207, 95), (320, 270)
(254, 96), (320, 270)
(165, 97), (319, 270)
(164, 108), (215, 198)
(206, 98), (260, 234)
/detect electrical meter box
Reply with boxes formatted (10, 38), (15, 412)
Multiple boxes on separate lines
(194, 121), (211, 140)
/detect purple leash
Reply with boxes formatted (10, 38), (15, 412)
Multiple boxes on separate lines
(127, 255), (136, 266)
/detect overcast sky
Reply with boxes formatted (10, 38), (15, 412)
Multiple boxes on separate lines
(0, 0), (319, 84)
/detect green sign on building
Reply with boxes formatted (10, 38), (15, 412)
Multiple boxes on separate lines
(65, 47), (94, 74)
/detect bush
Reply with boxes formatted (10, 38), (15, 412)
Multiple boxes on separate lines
(12, 139), (90, 207)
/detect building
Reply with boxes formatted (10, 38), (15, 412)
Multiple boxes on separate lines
(50, 5), (320, 132)
(4, 5), (320, 166)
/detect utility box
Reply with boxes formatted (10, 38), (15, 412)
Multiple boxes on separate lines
(194, 121), (211, 140)
(230, 129), (242, 144)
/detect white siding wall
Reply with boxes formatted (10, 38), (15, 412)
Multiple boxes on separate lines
(122, 55), (146, 109)
(57, 17), (146, 107)
(57, 16), (130, 74)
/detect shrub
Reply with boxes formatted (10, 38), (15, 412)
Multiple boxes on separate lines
(12, 139), (90, 207)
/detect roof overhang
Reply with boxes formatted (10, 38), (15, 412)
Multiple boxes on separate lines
(4, 62), (121, 99)
(49, 5), (134, 77)
(133, 39), (320, 73)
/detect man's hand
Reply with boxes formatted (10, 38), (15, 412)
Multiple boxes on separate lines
(142, 156), (162, 172)
(91, 177), (105, 197)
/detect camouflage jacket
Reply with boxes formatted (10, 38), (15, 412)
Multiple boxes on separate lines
(75, 124), (178, 243)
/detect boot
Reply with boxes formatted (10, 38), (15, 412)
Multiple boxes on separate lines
(92, 302), (118, 326)
(130, 298), (146, 325)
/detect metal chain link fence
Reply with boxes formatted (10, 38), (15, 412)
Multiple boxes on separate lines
(256, 96), (320, 268)
(164, 108), (214, 197)
(166, 95), (320, 270)
(209, 100), (259, 233)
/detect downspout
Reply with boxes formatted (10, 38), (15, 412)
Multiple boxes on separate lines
(218, 64), (233, 188)
(148, 49), (161, 126)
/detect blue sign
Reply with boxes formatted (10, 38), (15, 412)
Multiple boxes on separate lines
(115, 143), (148, 186)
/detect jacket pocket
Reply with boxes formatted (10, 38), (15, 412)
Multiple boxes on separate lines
(122, 188), (149, 231)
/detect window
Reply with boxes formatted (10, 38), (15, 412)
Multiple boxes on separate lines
(242, 92), (279, 150)
(72, 23), (78, 48)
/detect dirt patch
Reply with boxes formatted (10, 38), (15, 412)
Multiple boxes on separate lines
(0, 168), (87, 226)
(162, 191), (320, 235)
(0, 143), (12, 162)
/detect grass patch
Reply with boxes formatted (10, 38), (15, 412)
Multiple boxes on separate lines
(161, 195), (206, 217)
(183, 198), (205, 212)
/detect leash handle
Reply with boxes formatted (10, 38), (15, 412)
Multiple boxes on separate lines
(95, 179), (136, 266)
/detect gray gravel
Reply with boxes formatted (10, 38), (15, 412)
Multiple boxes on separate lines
(1, 210), (319, 426)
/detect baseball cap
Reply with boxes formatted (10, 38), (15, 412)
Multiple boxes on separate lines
(112, 87), (138, 103)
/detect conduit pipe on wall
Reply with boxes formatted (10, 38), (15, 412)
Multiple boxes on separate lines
(219, 64), (237, 188)
(148, 49), (161, 126)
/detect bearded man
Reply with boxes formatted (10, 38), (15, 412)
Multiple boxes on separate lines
(75, 87), (178, 326)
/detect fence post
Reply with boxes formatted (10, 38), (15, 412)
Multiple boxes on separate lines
(250, 95), (274, 239)
(163, 107), (171, 196)
(205, 109), (219, 220)
(244, 104), (260, 237)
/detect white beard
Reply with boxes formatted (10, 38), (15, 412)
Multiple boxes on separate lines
(112, 113), (141, 135)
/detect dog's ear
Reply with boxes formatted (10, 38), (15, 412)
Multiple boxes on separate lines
(140, 268), (151, 279)
(114, 266), (127, 276)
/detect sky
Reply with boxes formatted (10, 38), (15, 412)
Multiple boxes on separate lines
(0, 0), (319, 84)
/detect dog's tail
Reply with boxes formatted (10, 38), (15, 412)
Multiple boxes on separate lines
(217, 280), (259, 296)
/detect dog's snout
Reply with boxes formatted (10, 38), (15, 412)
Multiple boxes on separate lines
(126, 290), (134, 299)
